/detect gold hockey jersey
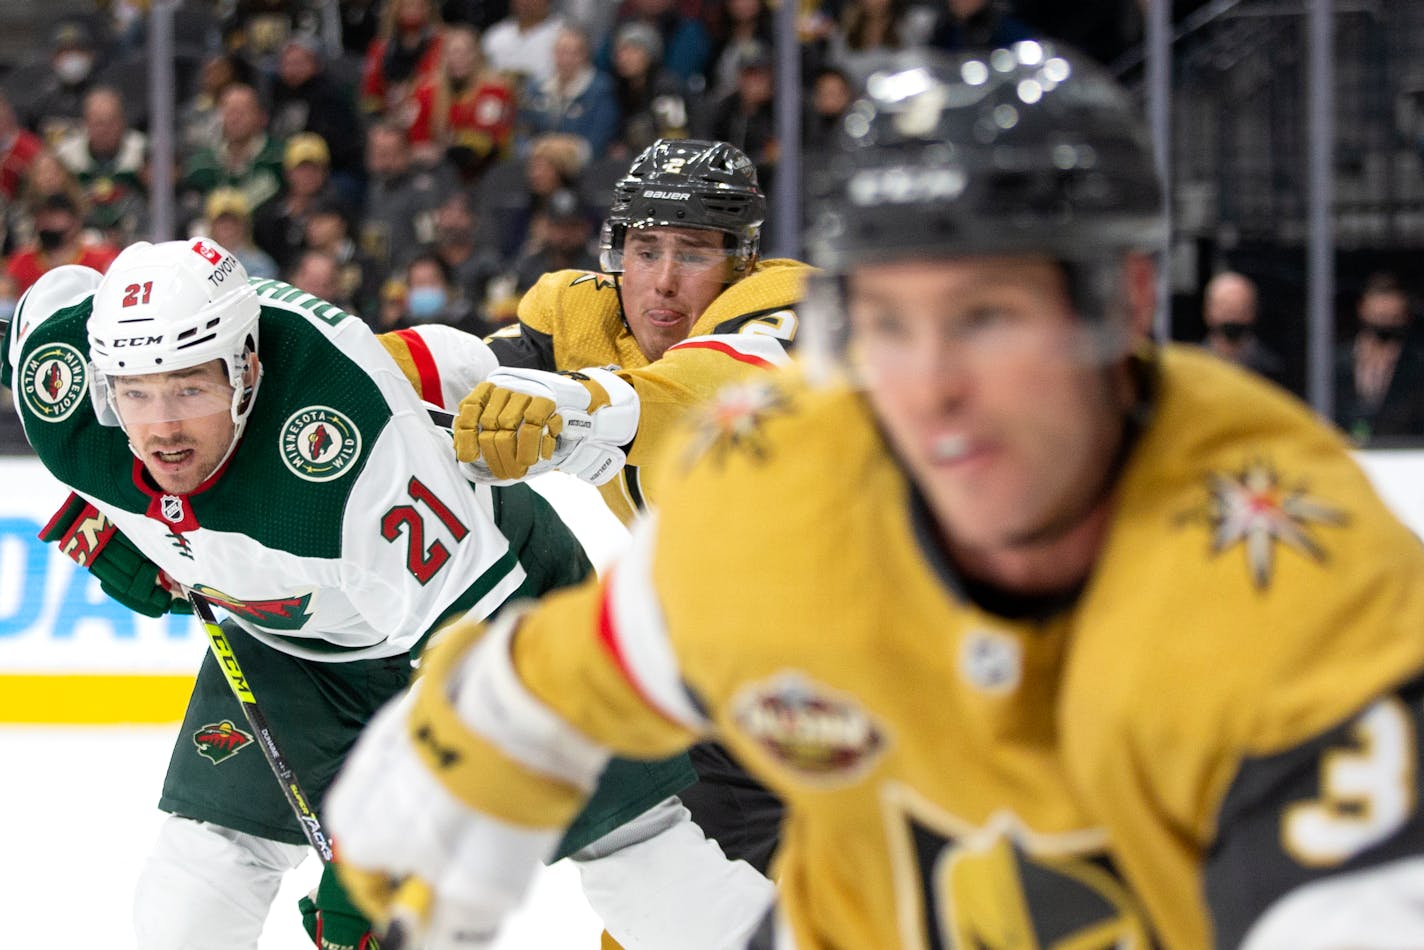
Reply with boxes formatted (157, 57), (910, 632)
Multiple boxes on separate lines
(484, 259), (810, 523)
(496, 344), (1424, 949)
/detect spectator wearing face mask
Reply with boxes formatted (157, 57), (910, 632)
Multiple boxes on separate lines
(5, 192), (119, 292)
(1335, 272), (1424, 444)
(402, 251), (489, 335)
(27, 21), (106, 144)
(1200, 270), (1286, 387)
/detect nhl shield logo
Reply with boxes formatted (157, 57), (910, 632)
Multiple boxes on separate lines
(193, 719), (254, 764)
(731, 672), (888, 785)
(959, 628), (1022, 694)
(18, 342), (88, 423)
(279, 406), (361, 482)
(160, 494), (185, 523)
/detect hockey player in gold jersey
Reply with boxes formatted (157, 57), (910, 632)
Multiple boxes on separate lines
(325, 45), (1424, 949)
(403, 139), (808, 921)
(445, 138), (811, 525)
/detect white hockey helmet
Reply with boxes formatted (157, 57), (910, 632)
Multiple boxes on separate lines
(87, 238), (260, 428)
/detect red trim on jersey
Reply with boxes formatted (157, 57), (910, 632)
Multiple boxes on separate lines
(131, 449), (235, 533)
(594, 573), (688, 727)
(40, 496), (80, 538)
(666, 338), (777, 368)
(395, 328), (445, 408)
(596, 574), (640, 685)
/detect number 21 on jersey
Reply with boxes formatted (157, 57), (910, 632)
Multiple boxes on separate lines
(380, 476), (468, 584)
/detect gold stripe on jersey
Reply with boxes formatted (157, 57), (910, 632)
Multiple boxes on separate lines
(409, 617), (591, 825)
(376, 332), (424, 396)
(514, 581), (698, 760)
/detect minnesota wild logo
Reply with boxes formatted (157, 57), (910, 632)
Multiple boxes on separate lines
(189, 583), (314, 630)
(18, 342), (87, 422)
(279, 405), (361, 482)
(193, 719), (253, 764)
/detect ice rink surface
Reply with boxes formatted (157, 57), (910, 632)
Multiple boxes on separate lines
(1, 474), (627, 948)
(0, 725), (605, 948)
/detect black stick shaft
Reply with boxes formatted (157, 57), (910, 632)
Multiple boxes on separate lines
(187, 590), (334, 864)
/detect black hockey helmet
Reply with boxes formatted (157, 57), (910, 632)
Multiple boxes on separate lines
(600, 139), (766, 276)
(805, 42), (1164, 273)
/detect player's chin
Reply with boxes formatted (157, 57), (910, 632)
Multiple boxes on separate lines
(150, 463), (208, 496)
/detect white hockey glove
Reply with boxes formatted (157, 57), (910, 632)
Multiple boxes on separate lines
(325, 611), (611, 949)
(453, 367), (639, 486)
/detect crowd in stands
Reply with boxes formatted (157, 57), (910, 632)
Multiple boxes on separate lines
(3, 0), (1419, 454)
(0, 0), (1114, 335)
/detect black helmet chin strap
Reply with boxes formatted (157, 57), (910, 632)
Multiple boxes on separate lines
(613, 272), (629, 332)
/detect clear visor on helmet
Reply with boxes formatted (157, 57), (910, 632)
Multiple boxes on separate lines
(608, 229), (737, 277)
(94, 366), (237, 426)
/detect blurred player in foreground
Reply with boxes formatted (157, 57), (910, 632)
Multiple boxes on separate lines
(327, 45), (1424, 948)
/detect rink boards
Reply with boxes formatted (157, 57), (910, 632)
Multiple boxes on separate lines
(3, 452), (1424, 723)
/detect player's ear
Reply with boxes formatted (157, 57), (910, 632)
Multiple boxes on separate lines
(1122, 252), (1157, 346)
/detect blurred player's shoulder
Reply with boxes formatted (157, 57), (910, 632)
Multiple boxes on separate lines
(1072, 343), (1424, 756)
(654, 371), (875, 498)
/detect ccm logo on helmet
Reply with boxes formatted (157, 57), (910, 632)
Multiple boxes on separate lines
(192, 240), (222, 264)
(847, 167), (967, 206)
(113, 335), (164, 347)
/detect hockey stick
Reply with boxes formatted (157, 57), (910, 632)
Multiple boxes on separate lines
(187, 589), (334, 864)
(190, 592), (429, 949)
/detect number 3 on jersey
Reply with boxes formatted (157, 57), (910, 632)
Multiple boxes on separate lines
(1282, 697), (1417, 866)
(380, 477), (468, 584)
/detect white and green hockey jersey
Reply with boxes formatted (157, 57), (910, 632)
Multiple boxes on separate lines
(4, 266), (534, 661)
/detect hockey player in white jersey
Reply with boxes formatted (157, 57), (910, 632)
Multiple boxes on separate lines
(0, 239), (756, 949)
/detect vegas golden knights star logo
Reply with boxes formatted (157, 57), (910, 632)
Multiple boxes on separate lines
(1178, 459), (1347, 589)
(681, 378), (791, 470)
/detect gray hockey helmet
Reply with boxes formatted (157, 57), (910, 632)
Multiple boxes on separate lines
(805, 43), (1165, 273)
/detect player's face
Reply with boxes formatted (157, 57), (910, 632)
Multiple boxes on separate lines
(118, 359), (239, 495)
(619, 227), (734, 360)
(849, 255), (1135, 583)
